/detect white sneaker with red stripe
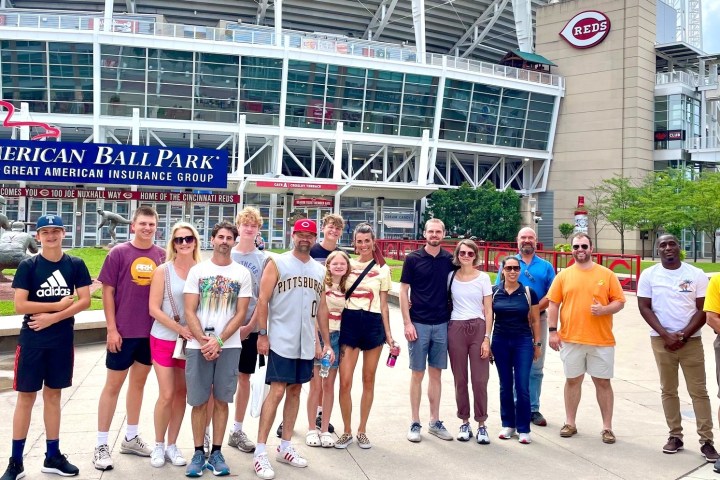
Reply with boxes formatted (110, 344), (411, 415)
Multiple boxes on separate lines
(253, 452), (275, 479)
(276, 445), (308, 468)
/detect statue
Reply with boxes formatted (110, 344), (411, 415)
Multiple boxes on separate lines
(0, 195), (10, 232)
(97, 209), (132, 246)
(0, 221), (39, 282)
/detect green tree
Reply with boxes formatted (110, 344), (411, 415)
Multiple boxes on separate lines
(596, 175), (639, 254)
(691, 171), (720, 262)
(424, 183), (520, 241)
(585, 185), (607, 250)
(558, 223), (574, 241)
(630, 170), (683, 259)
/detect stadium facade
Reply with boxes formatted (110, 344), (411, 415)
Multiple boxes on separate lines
(0, 0), (717, 254)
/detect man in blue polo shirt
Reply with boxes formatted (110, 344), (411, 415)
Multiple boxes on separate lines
(496, 227), (555, 426)
(400, 218), (455, 443)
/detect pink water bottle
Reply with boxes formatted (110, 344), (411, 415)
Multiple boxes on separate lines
(386, 343), (400, 367)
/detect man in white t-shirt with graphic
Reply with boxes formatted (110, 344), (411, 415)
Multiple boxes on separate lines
(183, 221), (252, 477)
(638, 234), (718, 461)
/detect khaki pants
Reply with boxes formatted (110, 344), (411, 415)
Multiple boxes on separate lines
(651, 336), (713, 444)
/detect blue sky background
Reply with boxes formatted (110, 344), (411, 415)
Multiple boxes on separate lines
(704, 0), (720, 53)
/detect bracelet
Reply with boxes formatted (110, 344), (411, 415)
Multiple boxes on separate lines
(549, 327), (558, 332)
(216, 336), (224, 347)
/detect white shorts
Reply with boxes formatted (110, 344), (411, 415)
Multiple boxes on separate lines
(559, 342), (614, 379)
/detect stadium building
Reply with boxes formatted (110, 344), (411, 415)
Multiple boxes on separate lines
(0, 0), (717, 254)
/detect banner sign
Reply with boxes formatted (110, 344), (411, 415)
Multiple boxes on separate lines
(256, 180), (338, 191)
(0, 139), (228, 188)
(0, 187), (239, 203)
(654, 129), (685, 141)
(559, 11), (611, 49)
(293, 197), (333, 207)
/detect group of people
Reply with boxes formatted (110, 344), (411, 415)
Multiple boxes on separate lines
(6, 206), (720, 480)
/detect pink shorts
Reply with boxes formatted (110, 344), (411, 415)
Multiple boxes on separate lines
(150, 335), (186, 369)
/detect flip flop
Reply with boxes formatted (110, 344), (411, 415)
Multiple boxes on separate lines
(305, 430), (321, 447)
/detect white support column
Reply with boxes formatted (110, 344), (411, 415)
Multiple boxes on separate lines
(274, 0), (283, 47)
(92, 25), (101, 142)
(429, 56), (446, 182)
(275, 53), (289, 175)
(130, 108), (140, 215)
(103, 0), (113, 32)
(418, 129), (430, 186)
(238, 115), (247, 177)
(333, 122), (343, 181)
(410, 0), (426, 64)
(19, 102), (29, 140)
(511, 0), (534, 52)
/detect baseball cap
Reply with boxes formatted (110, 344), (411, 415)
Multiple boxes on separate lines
(292, 218), (317, 235)
(36, 214), (64, 230)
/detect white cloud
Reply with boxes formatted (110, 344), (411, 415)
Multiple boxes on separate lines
(703, 0), (720, 53)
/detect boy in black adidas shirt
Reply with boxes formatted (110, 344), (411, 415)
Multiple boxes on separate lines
(2, 214), (91, 480)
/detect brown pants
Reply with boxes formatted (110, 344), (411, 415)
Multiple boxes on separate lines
(448, 318), (490, 423)
(651, 336), (713, 444)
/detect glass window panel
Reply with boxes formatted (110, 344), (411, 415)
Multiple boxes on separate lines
(1, 40), (48, 112)
(241, 56), (282, 125)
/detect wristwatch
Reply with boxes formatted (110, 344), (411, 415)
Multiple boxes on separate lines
(533, 342), (542, 347)
(258, 328), (267, 336)
(548, 327), (558, 332)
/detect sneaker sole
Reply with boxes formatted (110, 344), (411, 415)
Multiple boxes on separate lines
(40, 467), (78, 477)
(276, 456), (307, 468)
(150, 460), (166, 468)
(334, 441), (353, 449)
(457, 436), (471, 442)
(662, 447), (683, 454)
(477, 438), (491, 444)
(206, 466), (230, 476)
(8, 472), (26, 480)
(167, 457), (188, 466)
(120, 448), (151, 457)
(229, 443), (255, 453)
(428, 431), (453, 441)
(703, 454), (718, 463)
(185, 470), (204, 477)
(407, 436), (421, 443)
(357, 443), (372, 450)
(92, 463), (113, 471)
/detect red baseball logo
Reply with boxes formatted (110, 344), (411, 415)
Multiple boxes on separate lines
(301, 220), (310, 228)
(0, 100), (61, 140)
(559, 10), (611, 49)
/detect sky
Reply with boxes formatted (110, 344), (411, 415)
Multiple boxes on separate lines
(704, 0), (720, 53)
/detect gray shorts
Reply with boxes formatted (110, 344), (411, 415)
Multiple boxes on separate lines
(185, 348), (241, 406)
(408, 322), (448, 371)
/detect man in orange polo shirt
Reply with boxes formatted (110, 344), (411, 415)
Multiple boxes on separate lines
(547, 233), (625, 444)
(703, 273), (720, 472)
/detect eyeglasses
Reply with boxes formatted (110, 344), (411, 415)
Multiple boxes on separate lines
(503, 265), (521, 272)
(173, 235), (196, 245)
(572, 244), (590, 250)
(458, 251), (475, 258)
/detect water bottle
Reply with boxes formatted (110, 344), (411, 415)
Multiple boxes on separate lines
(386, 343), (400, 368)
(319, 352), (331, 378)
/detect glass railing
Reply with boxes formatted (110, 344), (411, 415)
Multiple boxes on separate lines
(0, 11), (564, 88)
(656, 71), (699, 87)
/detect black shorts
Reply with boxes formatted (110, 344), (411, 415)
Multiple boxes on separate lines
(14, 344), (74, 392)
(106, 337), (152, 371)
(265, 350), (313, 385)
(339, 309), (385, 351)
(238, 332), (265, 374)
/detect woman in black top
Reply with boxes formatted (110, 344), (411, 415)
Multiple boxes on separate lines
(491, 256), (541, 444)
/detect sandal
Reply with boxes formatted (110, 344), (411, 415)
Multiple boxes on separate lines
(305, 429), (321, 447)
(320, 432), (335, 448)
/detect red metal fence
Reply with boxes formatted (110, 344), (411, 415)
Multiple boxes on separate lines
(375, 240), (641, 293)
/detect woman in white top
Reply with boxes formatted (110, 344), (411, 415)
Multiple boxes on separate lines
(148, 222), (201, 468)
(447, 239), (493, 444)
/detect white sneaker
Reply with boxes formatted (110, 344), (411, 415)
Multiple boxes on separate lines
(253, 453), (275, 479)
(498, 427), (517, 440)
(476, 425), (491, 444)
(93, 444), (113, 471)
(518, 433), (532, 444)
(276, 445), (308, 468)
(165, 444), (187, 466)
(457, 423), (472, 441)
(407, 422), (422, 443)
(150, 444), (165, 468)
(120, 435), (152, 456)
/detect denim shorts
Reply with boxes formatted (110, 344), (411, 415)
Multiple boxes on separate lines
(339, 309), (386, 351)
(314, 330), (341, 368)
(408, 322), (448, 371)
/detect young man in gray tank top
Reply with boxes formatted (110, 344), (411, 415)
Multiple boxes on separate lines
(252, 219), (334, 480)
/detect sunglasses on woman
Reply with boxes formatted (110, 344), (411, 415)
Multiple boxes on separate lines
(503, 265), (521, 272)
(572, 244), (590, 250)
(458, 250), (475, 258)
(173, 235), (196, 245)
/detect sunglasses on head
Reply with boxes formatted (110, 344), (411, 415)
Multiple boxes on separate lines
(173, 235), (196, 245)
(503, 265), (520, 272)
(572, 244), (590, 250)
(458, 250), (475, 258)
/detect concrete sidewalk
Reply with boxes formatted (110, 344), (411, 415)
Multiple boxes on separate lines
(2, 295), (720, 479)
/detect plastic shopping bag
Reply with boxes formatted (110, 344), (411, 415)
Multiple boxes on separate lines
(250, 357), (269, 418)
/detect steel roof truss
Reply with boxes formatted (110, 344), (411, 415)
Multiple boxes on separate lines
(364, 0), (398, 41)
(459, 0), (510, 59)
(350, 145), (385, 181)
(386, 149), (415, 182)
(283, 142), (313, 178)
(257, 0), (271, 24)
(449, 151), (474, 186)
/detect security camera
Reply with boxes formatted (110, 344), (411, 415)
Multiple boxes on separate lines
(533, 215), (543, 223)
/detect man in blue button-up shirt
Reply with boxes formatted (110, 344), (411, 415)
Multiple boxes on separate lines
(496, 227), (555, 426)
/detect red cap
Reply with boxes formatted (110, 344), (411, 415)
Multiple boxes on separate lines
(292, 218), (317, 235)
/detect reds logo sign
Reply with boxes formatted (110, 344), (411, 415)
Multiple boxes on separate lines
(559, 10), (611, 49)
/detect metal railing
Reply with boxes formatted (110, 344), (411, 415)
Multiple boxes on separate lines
(376, 240), (641, 292)
(0, 12), (564, 88)
(655, 71), (699, 87)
